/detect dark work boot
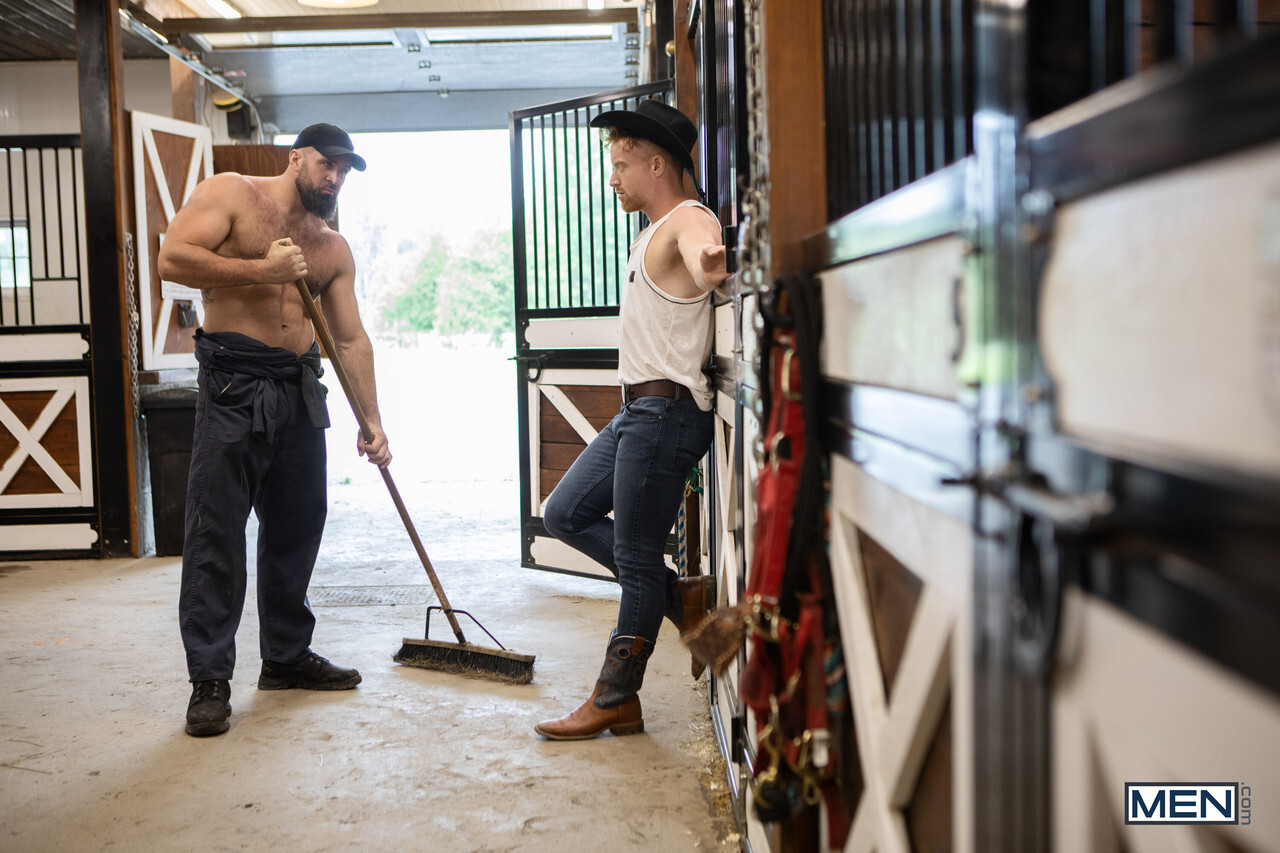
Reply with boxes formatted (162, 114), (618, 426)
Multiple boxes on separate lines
(258, 651), (362, 690)
(664, 574), (714, 678)
(534, 635), (654, 740)
(185, 679), (231, 737)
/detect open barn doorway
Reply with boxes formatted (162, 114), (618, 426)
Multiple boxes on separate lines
(287, 129), (523, 580)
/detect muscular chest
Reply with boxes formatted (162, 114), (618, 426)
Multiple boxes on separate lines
(222, 195), (339, 292)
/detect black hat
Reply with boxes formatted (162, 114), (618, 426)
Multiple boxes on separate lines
(590, 99), (697, 176)
(291, 123), (366, 171)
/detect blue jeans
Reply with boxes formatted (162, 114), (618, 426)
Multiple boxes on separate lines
(543, 394), (714, 643)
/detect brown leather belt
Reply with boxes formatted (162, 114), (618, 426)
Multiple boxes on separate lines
(623, 379), (691, 403)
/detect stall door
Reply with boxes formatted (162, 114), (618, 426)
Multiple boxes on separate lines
(0, 136), (97, 556)
(130, 111), (213, 370)
(510, 83), (670, 578)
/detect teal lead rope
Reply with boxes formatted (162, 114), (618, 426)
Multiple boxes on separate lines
(676, 466), (704, 578)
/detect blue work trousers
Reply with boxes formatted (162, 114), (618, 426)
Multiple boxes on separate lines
(179, 363), (328, 682)
(543, 394), (714, 643)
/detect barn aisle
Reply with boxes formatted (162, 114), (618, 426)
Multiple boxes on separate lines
(0, 479), (738, 852)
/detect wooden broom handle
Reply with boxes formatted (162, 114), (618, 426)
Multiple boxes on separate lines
(292, 279), (467, 644)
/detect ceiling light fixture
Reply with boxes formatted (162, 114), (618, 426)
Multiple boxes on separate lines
(587, 0), (605, 9)
(297, 0), (381, 9)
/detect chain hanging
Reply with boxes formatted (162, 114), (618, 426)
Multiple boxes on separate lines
(124, 231), (140, 414)
(736, 0), (771, 458)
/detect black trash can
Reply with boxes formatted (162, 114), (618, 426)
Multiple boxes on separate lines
(141, 387), (198, 557)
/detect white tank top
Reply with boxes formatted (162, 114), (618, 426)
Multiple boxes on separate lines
(618, 200), (718, 412)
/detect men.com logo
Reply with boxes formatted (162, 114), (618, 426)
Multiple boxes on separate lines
(1125, 783), (1251, 825)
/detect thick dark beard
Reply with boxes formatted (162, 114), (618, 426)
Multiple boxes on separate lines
(296, 173), (337, 220)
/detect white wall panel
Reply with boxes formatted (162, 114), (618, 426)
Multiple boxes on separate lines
(0, 60), (172, 135)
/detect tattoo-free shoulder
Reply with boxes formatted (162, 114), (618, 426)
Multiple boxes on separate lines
(666, 200), (721, 239)
(186, 171), (265, 211)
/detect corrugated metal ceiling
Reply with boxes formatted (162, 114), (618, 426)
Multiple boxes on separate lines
(0, 0), (647, 132)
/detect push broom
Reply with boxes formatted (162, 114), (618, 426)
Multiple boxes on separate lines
(294, 279), (536, 684)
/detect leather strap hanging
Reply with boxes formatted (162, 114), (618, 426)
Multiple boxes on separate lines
(681, 275), (852, 845)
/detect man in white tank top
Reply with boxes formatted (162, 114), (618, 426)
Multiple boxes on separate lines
(537, 100), (728, 740)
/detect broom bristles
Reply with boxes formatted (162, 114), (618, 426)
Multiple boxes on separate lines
(394, 638), (536, 685)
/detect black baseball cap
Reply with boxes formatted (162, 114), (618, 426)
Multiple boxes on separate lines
(291, 123), (366, 171)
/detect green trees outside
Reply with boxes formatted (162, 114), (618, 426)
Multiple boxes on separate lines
(384, 228), (515, 344)
(519, 122), (639, 314)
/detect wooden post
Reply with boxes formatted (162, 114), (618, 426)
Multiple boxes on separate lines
(170, 58), (196, 123)
(673, 0), (702, 200)
(77, 0), (138, 556)
(762, 0), (827, 278)
(673, 0), (699, 120)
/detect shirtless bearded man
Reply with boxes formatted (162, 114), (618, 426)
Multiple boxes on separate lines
(157, 123), (390, 737)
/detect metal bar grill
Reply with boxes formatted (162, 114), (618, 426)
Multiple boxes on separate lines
(0, 137), (88, 329)
(1031, 0), (1279, 118)
(511, 83), (670, 323)
(823, 0), (976, 220)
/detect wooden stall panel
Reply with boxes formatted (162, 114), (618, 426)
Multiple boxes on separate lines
(1039, 137), (1280, 480)
(1053, 592), (1280, 852)
(131, 111), (213, 370)
(707, 386), (772, 853)
(0, 376), (92, 510)
(536, 382), (619, 502)
(818, 236), (968, 401)
(828, 453), (975, 853)
(525, 370), (619, 579)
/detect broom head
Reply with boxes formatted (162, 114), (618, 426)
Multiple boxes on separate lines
(395, 637), (536, 685)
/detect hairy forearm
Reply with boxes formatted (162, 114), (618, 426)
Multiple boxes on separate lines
(158, 242), (269, 289)
(334, 335), (381, 430)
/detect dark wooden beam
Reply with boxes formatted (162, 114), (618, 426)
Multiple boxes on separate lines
(77, 0), (139, 557)
(156, 9), (637, 36)
(763, 0), (826, 277)
(674, 0), (698, 129)
(652, 0), (675, 82)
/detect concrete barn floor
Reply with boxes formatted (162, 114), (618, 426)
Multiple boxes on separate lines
(0, 479), (740, 852)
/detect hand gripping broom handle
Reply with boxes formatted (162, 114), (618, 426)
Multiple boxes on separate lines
(293, 279), (468, 645)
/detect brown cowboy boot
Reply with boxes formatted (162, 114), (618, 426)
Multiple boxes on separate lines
(535, 635), (653, 740)
(665, 574), (714, 678)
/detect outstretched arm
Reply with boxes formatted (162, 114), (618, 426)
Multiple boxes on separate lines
(157, 173), (307, 289)
(674, 208), (729, 294)
(316, 241), (391, 468)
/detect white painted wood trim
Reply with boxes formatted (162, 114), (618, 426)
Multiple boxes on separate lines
(529, 536), (615, 579)
(537, 368), (619, 387)
(525, 316), (619, 349)
(714, 417), (740, 608)
(818, 236), (966, 400)
(0, 522), (98, 551)
(1053, 591), (1280, 852)
(1041, 137), (1280, 480)
(0, 333), (88, 362)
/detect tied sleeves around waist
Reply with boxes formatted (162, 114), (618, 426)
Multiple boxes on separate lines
(194, 329), (330, 444)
